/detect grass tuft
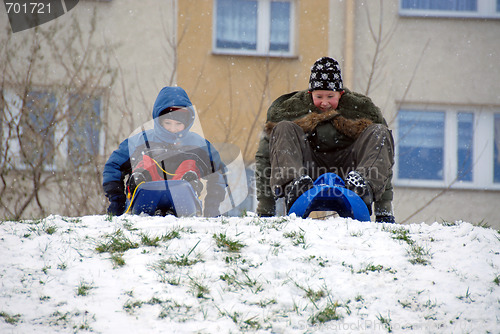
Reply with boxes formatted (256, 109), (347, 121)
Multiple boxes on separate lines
(26, 221), (58, 236)
(407, 243), (432, 265)
(111, 253), (126, 268)
(213, 233), (246, 252)
(0, 311), (21, 325)
(76, 280), (94, 296)
(309, 299), (343, 324)
(95, 229), (139, 254)
(283, 229), (308, 248)
(377, 312), (393, 333)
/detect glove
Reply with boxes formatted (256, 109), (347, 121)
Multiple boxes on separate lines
(107, 193), (126, 216)
(127, 170), (151, 195)
(181, 171), (204, 196)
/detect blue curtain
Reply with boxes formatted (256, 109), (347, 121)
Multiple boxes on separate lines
(25, 91), (57, 165)
(398, 110), (445, 180)
(401, 0), (477, 11)
(494, 114), (500, 183)
(68, 95), (101, 167)
(457, 112), (474, 181)
(216, 0), (257, 50)
(270, 1), (290, 51)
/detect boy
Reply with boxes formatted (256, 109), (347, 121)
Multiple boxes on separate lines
(255, 57), (395, 222)
(103, 86), (226, 217)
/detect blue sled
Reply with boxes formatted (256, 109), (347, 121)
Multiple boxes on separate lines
(288, 173), (371, 221)
(128, 180), (202, 217)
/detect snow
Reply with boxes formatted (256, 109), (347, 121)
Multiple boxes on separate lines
(0, 214), (499, 333)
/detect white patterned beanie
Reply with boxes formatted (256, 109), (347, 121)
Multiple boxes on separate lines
(308, 57), (343, 92)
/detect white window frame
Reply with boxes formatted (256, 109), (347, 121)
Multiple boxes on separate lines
(399, 0), (500, 19)
(394, 105), (500, 190)
(1, 88), (104, 172)
(212, 0), (296, 57)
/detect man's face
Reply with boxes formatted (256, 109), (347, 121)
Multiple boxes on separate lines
(311, 90), (343, 112)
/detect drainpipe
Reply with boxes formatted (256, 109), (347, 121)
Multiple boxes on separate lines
(344, 0), (355, 88)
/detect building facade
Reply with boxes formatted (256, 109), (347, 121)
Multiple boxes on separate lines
(176, 0), (500, 227)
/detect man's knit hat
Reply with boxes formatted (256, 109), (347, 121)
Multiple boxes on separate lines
(308, 57), (343, 92)
(159, 107), (191, 127)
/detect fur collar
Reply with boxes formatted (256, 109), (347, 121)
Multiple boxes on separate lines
(265, 109), (372, 140)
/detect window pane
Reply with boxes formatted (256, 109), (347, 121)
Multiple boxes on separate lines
(457, 112), (474, 181)
(21, 91), (57, 166)
(398, 110), (445, 180)
(494, 114), (500, 183)
(497, 0), (500, 11)
(401, 0), (477, 11)
(216, 0), (257, 50)
(68, 95), (101, 167)
(270, 1), (290, 52)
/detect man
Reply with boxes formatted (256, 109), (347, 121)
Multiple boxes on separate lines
(255, 57), (395, 222)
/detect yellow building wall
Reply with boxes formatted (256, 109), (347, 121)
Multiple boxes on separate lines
(177, 0), (330, 162)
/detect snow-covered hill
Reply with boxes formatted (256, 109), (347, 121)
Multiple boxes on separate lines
(0, 214), (498, 333)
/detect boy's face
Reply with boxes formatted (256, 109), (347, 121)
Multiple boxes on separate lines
(161, 118), (185, 133)
(311, 90), (342, 113)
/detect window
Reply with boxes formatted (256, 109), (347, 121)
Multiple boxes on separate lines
(20, 91), (57, 167)
(67, 94), (102, 167)
(395, 107), (500, 189)
(2, 89), (103, 171)
(494, 114), (500, 182)
(213, 0), (294, 56)
(400, 0), (500, 18)
(398, 110), (445, 181)
(457, 112), (474, 181)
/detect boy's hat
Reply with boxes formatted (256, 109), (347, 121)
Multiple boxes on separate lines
(159, 107), (191, 126)
(308, 57), (343, 92)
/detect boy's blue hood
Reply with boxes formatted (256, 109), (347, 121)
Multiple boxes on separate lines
(152, 87), (196, 141)
(152, 86), (192, 119)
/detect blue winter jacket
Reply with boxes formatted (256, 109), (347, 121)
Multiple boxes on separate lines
(103, 86), (226, 216)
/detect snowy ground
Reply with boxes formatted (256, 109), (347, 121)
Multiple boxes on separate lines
(0, 214), (498, 333)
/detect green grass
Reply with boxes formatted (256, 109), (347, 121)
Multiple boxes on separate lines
(407, 243), (432, 265)
(377, 312), (393, 333)
(26, 221), (58, 236)
(283, 229), (308, 248)
(76, 281), (94, 296)
(111, 253), (126, 268)
(123, 300), (144, 314)
(220, 268), (263, 294)
(387, 226), (414, 245)
(457, 287), (475, 303)
(95, 229), (139, 254)
(164, 254), (202, 267)
(0, 311), (21, 324)
(305, 287), (327, 303)
(384, 225), (432, 266)
(188, 276), (210, 299)
(213, 232), (246, 252)
(309, 299), (343, 324)
(140, 228), (182, 247)
(357, 263), (397, 274)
